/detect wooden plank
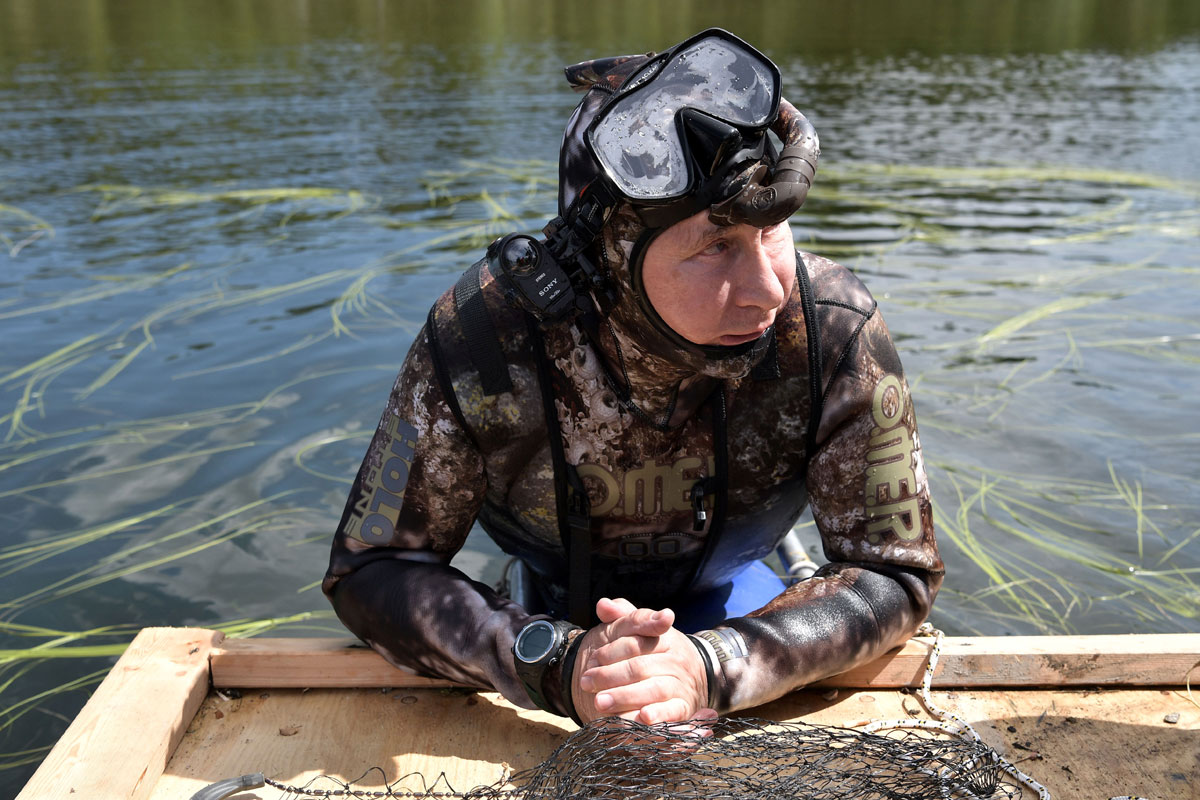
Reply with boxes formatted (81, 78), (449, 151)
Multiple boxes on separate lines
(17, 627), (223, 800)
(818, 633), (1200, 688)
(209, 636), (461, 689)
(211, 633), (1200, 689)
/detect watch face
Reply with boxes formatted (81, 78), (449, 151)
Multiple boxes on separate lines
(516, 620), (556, 663)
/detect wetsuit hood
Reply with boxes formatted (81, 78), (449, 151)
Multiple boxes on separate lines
(554, 30), (819, 384)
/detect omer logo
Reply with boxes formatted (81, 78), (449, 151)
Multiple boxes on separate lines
(345, 415), (419, 546)
(863, 375), (921, 543)
(577, 456), (713, 518)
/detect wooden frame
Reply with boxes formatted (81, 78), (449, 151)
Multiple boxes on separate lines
(17, 629), (1200, 799)
(209, 632), (1200, 690)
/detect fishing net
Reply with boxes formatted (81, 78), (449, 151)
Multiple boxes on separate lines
(225, 715), (1023, 800)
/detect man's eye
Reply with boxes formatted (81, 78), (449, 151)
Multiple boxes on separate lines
(700, 240), (728, 256)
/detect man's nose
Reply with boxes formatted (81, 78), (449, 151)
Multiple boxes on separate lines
(734, 237), (786, 311)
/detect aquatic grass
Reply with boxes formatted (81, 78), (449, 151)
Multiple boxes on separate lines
(0, 402), (265, 469)
(974, 294), (1116, 348)
(930, 459), (1200, 632)
(293, 430), (373, 484)
(170, 329), (337, 379)
(0, 262), (192, 322)
(0, 666), (108, 742)
(0, 622), (142, 642)
(0, 501), (184, 580)
(0, 746), (57, 773)
(798, 162), (1200, 261)
(0, 441), (256, 502)
(0, 336), (111, 442)
(419, 158), (555, 206)
(0, 611), (340, 664)
(1, 259), (389, 421)
(170, 267), (365, 324)
(0, 493), (308, 615)
(900, 298), (1196, 376)
(817, 166), (1200, 629)
(0, 644), (132, 661)
(72, 184), (373, 224)
(0, 333), (109, 389)
(327, 263), (428, 340)
(930, 472), (1047, 627)
(74, 317), (159, 401)
(821, 162), (1200, 196)
(1158, 527), (1200, 566)
(214, 610), (341, 638)
(1021, 209), (1200, 247)
(0, 203), (54, 257)
(2, 512), (285, 615)
(0, 363), (397, 467)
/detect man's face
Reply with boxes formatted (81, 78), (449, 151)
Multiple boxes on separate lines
(641, 209), (795, 347)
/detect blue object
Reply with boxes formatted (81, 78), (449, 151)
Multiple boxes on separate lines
(672, 560), (786, 633)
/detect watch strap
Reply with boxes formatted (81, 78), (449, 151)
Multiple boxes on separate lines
(514, 620), (579, 715)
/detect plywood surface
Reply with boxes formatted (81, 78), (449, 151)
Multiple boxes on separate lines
(211, 633), (1200, 689)
(151, 684), (1199, 800)
(150, 688), (573, 799)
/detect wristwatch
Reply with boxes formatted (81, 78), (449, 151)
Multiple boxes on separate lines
(512, 619), (578, 713)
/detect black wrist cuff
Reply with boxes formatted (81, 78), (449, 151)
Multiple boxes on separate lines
(558, 631), (586, 726)
(686, 633), (718, 710)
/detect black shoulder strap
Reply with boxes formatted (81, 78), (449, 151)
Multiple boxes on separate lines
(453, 258), (513, 396)
(683, 384), (729, 591)
(426, 305), (471, 436)
(795, 252), (824, 458)
(525, 318), (593, 627)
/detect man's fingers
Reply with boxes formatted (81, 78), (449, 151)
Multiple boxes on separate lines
(594, 597), (637, 624)
(587, 633), (664, 668)
(580, 653), (647, 693)
(603, 607), (674, 642)
(633, 607), (675, 635)
(587, 672), (683, 713)
(635, 697), (694, 726)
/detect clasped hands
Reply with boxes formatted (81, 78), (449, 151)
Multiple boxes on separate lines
(569, 597), (716, 726)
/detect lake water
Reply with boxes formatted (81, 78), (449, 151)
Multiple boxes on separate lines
(2, 1), (1199, 794)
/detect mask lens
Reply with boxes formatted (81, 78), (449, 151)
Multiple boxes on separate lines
(589, 35), (778, 201)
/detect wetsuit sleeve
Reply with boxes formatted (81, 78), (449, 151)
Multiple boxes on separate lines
(320, 321), (542, 708)
(697, 300), (944, 714)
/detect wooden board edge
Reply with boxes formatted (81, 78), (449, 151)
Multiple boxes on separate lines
(16, 627), (224, 800)
(210, 636), (460, 689)
(211, 632), (1200, 689)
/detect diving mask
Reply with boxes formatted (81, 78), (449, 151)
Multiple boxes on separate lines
(575, 28), (818, 231)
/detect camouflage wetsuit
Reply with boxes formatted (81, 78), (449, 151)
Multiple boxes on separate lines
(322, 200), (944, 718)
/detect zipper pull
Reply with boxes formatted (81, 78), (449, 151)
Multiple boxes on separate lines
(690, 479), (711, 532)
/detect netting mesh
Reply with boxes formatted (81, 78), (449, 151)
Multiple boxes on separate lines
(261, 715), (1023, 799)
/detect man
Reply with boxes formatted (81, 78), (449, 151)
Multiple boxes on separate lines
(323, 29), (942, 727)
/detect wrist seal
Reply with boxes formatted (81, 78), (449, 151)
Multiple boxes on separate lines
(686, 633), (719, 710)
